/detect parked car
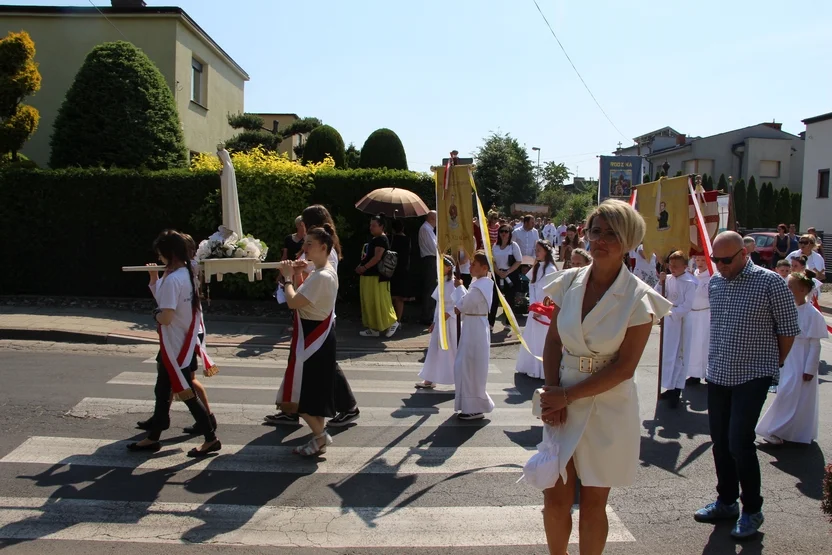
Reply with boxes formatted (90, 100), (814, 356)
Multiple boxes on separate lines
(746, 232), (777, 267)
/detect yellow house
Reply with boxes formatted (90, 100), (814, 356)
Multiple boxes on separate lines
(0, 3), (249, 166)
(253, 113), (308, 161)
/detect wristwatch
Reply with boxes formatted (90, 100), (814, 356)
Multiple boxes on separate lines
(151, 308), (162, 323)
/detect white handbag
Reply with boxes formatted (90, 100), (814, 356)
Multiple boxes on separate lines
(532, 388), (544, 417)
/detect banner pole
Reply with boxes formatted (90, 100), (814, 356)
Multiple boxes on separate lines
(657, 279), (665, 403)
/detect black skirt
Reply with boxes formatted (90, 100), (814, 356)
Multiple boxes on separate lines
(296, 318), (338, 418)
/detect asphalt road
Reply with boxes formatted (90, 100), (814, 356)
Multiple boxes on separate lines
(0, 334), (829, 555)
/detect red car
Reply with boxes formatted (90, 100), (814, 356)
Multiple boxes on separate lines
(745, 232), (777, 267)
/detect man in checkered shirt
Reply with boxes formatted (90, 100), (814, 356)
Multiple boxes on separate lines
(694, 231), (799, 539)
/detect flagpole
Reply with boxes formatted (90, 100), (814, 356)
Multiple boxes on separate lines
(657, 278), (665, 403)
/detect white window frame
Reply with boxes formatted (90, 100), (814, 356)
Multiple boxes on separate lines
(191, 57), (205, 106)
(760, 160), (781, 178)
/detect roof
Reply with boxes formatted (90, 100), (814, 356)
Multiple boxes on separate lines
(803, 112), (832, 125)
(253, 113), (301, 119)
(645, 123), (799, 159)
(632, 126), (682, 142)
(0, 5), (249, 80)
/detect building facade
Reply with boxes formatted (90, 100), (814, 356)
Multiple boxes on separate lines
(253, 113), (307, 160)
(800, 112), (832, 236)
(0, 4), (249, 165)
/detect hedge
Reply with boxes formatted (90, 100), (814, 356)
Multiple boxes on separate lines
(0, 164), (437, 300)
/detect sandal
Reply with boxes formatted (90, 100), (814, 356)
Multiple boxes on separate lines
(186, 439), (222, 458)
(293, 432), (332, 457)
(126, 441), (161, 453)
(414, 381), (436, 389)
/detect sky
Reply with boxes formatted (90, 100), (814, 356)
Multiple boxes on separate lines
(13, 0), (832, 176)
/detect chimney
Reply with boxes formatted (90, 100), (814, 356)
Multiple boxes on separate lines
(676, 133), (686, 145)
(272, 121), (279, 134)
(763, 122), (782, 131)
(111, 0), (147, 7)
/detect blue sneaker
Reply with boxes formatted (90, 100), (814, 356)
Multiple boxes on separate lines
(694, 500), (740, 522)
(731, 512), (764, 539)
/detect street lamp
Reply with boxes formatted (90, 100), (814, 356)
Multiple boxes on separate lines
(532, 147), (541, 185)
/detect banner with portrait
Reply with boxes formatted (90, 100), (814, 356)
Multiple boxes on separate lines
(636, 175), (691, 261)
(435, 164), (475, 259)
(599, 156), (646, 202)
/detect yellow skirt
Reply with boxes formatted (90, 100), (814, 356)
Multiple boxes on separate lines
(360, 275), (397, 331)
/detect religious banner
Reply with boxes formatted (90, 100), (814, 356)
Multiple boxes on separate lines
(599, 156), (647, 202)
(688, 189), (721, 253)
(435, 164), (475, 259)
(636, 175), (691, 261)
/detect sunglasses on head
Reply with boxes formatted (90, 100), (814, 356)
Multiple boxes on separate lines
(710, 248), (743, 265)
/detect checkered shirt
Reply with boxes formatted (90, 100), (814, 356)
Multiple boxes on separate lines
(707, 259), (800, 386)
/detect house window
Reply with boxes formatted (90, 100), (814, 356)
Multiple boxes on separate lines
(760, 160), (780, 178)
(818, 169), (830, 199)
(682, 159), (714, 176)
(191, 58), (204, 106)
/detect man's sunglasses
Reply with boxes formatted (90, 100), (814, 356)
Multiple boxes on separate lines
(799, 240), (812, 245)
(710, 248), (743, 265)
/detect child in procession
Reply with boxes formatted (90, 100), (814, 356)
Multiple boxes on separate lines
(416, 255), (466, 389)
(515, 240), (557, 380)
(453, 251), (495, 420)
(656, 250), (697, 408)
(775, 259), (791, 280)
(756, 272), (827, 445)
(790, 255), (822, 305)
(684, 255), (711, 386)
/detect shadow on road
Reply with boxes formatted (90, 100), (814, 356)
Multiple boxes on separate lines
(758, 440), (827, 500)
(641, 387), (712, 475)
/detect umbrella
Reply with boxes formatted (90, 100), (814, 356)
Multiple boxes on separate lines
(354, 187), (429, 218)
(218, 147), (243, 237)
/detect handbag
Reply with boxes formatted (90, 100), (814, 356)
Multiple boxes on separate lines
(378, 249), (399, 278)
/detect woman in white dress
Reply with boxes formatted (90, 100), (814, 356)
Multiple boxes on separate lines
(523, 200), (672, 555)
(756, 272), (827, 445)
(453, 251), (495, 420)
(684, 255), (711, 384)
(516, 241), (557, 379)
(629, 243), (659, 288)
(416, 255), (465, 388)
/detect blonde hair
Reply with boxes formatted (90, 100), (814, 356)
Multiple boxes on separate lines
(668, 250), (688, 264)
(586, 199), (645, 253)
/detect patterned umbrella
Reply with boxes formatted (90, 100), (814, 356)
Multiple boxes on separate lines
(354, 187), (429, 218)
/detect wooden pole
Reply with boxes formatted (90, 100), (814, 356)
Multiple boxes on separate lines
(657, 278), (666, 402)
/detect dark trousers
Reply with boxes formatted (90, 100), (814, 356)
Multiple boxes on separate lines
(707, 376), (771, 514)
(148, 357), (215, 442)
(421, 255), (438, 323)
(488, 275), (516, 328)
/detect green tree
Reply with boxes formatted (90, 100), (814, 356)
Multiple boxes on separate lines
(758, 181), (774, 227)
(643, 173), (651, 183)
(50, 41), (186, 169)
(280, 116), (321, 139)
(359, 128), (408, 170)
(775, 187), (792, 226)
(746, 177), (760, 228)
(700, 173), (708, 190)
(733, 178), (747, 227)
(0, 31), (41, 161)
(345, 142), (361, 169)
(555, 192), (596, 225)
(538, 161), (572, 190)
(707, 175), (714, 191)
(654, 171), (662, 180)
(717, 174), (728, 192)
(791, 192), (802, 230)
(302, 124), (345, 168)
(675, 170), (683, 177)
(536, 186), (569, 214)
(224, 112), (281, 153)
(473, 132), (536, 213)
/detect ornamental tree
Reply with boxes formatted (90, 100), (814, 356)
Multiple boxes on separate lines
(745, 177), (760, 228)
(359, 128), (408, 170)
(302, 124), (345, 168)
(50, 41), (186, 169)
(224, 112), (281, 153)
(0, 31), (41, 162)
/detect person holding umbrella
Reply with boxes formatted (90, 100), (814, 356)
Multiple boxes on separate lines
(357, 214), (399, 337)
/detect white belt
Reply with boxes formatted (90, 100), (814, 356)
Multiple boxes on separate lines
(561, 352), (616, 374)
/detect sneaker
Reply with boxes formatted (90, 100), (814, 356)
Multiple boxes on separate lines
(769, 385), (778, 394)
(359, 329), (380, 337)
(731, 511), (764, 540)
(264, 412), (300, 425)
(458, 412), (484, 421)
(385, 321), (400, 338)
(327, 408), (360, 427)
(694, 500), (740, 523)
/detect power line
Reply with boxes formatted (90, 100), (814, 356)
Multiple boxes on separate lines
(87, 0), (130, 42)
(530, 0), (629, 142)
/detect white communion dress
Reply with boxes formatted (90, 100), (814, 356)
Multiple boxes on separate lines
(516, 263), (558, 379)
(418, 279), (466, 385)
(522, 264), (672, 489)
(453, 277), (495, 415)
(683, 269), (711, 380)
(756, 302), (827, 444)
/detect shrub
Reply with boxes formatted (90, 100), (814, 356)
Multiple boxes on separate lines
(0, 151), (36, 168)
(717, 174), (728, 192)
(359, 128), (408, 170)
(49, 41), (187, 170)
(822, 463), (832, 521)
(0, 31), (41, 160)
(775, 187), (792, 227)
(733, 178), (746, 228)
(745, 177), (760, 228)
(759, 181), (775, 228)
(302, 125), (345, 168)
(791, 192), (802, 230)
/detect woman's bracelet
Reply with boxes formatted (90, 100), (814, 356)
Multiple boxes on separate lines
(562, 387), (571, 406)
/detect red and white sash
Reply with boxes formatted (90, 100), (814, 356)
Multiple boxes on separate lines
(276, 311), (334, 406)
(158, 304), (218, 401)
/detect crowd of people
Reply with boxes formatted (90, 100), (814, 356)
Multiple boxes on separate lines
(131, 198), (826, 553)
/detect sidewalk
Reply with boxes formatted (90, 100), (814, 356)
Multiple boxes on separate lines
(0, 300), (521, 353)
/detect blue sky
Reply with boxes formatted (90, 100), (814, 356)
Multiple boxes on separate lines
(16, 0), (832, 175)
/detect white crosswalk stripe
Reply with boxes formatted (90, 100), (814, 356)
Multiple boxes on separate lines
(141, 357), (503, 373)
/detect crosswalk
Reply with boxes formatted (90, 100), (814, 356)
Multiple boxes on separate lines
(0, 355), (636, 550)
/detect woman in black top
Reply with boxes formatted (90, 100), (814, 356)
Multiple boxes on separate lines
(773, 223), (790, 267)
(282, 216), (306, 261)
(389, 218), (411, 324)
(356, 214), (399, 337)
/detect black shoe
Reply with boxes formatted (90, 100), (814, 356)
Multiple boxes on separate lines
(668, 389), (682, 409)
(183, 413), (218, 435)
(126, 441), (161, 453)
(264, 412), (300, 425)
(659, 390), (674, 400)
(187, 440), (222, 458)
(327, 408), (360, 428)
(685, 377), (702, 386)
(136, 418), (169, 431)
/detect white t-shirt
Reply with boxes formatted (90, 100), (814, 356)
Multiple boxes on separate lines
(418, 221), (437, 258)
(513, 227), (540, 258)
(556, 225), (568, 245)
(297, 265), (338, 321)
(458, 250), (471, 275)
(156, 267), (197, 349)
(492, 242), (522, 270)
(786, 250), (825, 273)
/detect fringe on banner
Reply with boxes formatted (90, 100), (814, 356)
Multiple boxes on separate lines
(687, 177), (716, 275)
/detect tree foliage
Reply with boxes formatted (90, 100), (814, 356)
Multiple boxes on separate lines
(745, 177), (760, 228)
(707, 175), (714, 192)
(775, 187), (792, 226)
(280, 116), (322, 139)
(538, 161), (572, 190)
(225, 112), (280, 153)
(302, 124), (345, 168)
(473, 132), (536, 213)
(717, 174), (728, 192)
(359, 128), (408, 170)
(759, 181), (775, 228)
(50, 41), (186, 169)
(733, 178), (747, 228)
(0, 31), (41, 160)
(345, 142), (361, 169)
(791, 192), (802, 229)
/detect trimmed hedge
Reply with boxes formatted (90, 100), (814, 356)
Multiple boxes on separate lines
(359, 128), (408, 170)
(303, 125), (345, 168)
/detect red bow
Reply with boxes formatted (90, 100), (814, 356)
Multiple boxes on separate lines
(528, 302), (554, 325)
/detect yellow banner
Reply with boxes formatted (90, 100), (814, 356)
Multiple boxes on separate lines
(436, 165), (475, 260)
(637, 175), (691, 261)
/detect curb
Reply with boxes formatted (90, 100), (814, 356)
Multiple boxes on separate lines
(0, 328), (521, 352)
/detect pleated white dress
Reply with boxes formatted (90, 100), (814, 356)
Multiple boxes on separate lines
(418, 280), (465, 385)
(453, 277), (495, 415)
(683, 269), (711, 379)
(756, 302), (827, 444)
(516, 264), (558, 379)
(523, 264), (672, 489)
